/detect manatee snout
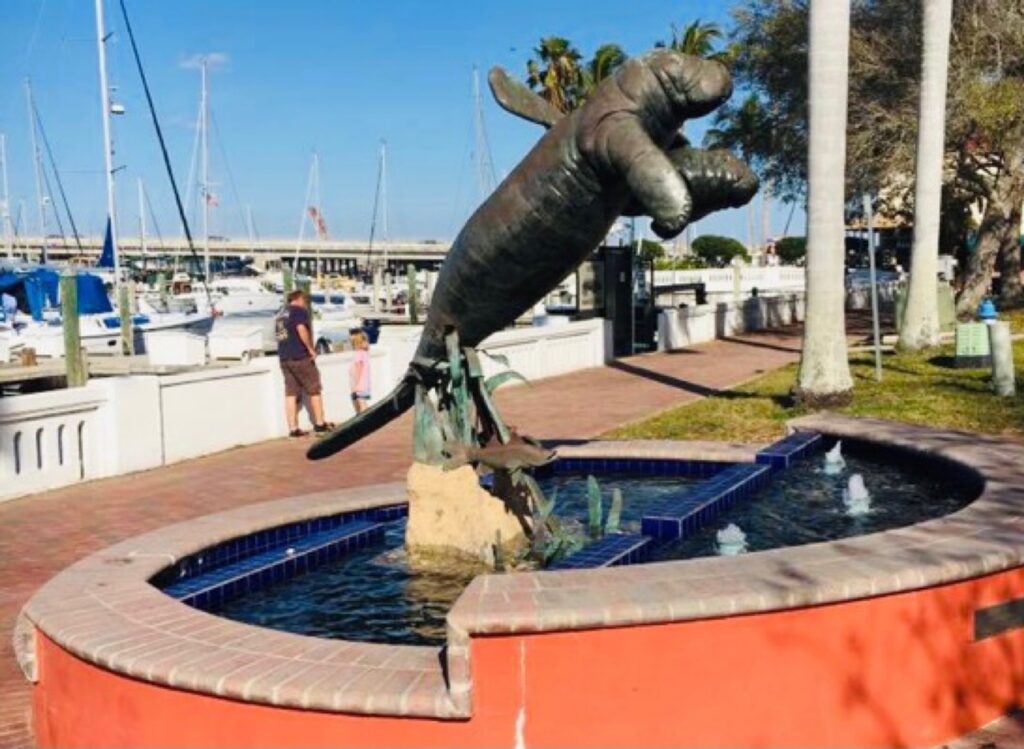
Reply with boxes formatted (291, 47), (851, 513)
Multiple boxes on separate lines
(671, 147), (760, 223)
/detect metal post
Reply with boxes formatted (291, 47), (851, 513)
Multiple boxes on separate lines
(989, 321), (1016, 397)
(60, 273), (87, 387)
(863, 193), (883, 381)
(93, 0), (120, 279)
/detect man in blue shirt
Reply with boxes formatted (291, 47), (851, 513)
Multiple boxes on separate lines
(275, 290), (330, 437)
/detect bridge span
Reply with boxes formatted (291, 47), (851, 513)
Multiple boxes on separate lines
(5, 236), (452, 272)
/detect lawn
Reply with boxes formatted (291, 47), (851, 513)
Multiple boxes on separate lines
(608, 314), (1024, 444)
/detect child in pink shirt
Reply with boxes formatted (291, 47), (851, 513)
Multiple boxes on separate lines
(349, 330), (372, 414)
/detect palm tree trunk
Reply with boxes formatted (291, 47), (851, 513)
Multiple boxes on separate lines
(898, 0), (953, 350)
(797, 0), (854, 406)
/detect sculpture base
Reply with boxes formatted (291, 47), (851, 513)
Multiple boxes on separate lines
(405, 462), (529, 569)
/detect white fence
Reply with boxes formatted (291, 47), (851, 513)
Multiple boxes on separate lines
(654, 266), (806, 296)
(0, 319), (610, 503)
(658, 293), (806, 351)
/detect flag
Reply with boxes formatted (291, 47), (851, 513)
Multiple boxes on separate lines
(205, 191), (219, 208)
(308, 206), (328, 239)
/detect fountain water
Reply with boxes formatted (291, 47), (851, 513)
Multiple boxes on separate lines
(843, 473), (872, 515)
(823, 440), (845, 475)
(716, 523), (748, 556)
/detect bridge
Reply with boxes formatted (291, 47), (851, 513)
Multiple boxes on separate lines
(4, 235), (453, 273)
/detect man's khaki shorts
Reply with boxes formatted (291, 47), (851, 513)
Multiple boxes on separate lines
(280, 358), (322, 397)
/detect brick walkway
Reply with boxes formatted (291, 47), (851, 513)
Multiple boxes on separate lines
(0, 326), (1017, 747)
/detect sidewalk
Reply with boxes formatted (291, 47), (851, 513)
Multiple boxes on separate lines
(0, 324), (955, 747)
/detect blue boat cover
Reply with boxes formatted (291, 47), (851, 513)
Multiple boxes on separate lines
(98, 218), (114, 269)
(0, 269), (112, 320)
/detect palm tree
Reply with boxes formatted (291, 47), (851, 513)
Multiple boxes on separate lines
(796, 0), (854, 406)
(661, 19), (730, 62)
(526, 37), (584, 114)
(705, 95), (770, 252)
(898, 0), (954, 351)
(581, 43), (627, 99)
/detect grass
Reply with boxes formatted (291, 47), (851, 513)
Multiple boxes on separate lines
(608, 317), (1024, 445)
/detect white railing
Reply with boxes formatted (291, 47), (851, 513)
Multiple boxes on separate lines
(0, 385), (106, 502)
(653, 265), (806, 296)
(0, 319), (610, 502)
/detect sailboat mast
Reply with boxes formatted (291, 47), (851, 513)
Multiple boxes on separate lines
(25, 80), (49, 264)
(94, 0), (120, 279)
(380, 140), (388, 269)
(0, 133), (13, 259)
(314, 151), (321, 284)
(472, 67), (496, 200)
(138, 178), (147, 257)
(201, 58), (211, 281)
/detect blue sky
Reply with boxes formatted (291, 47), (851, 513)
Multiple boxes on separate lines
(0, 0), (803, 244)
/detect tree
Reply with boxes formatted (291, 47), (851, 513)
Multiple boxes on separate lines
(898, 0), (953, 350)
(691, 235), (749, 266)
(582, 44), (628, 98)
(660, 19), (730, 61)
(796, 0), (854, 406)
(637, 238), (666, 262)
(728, 0), (1024, 315)
(776, 236), (807, 264)
(705, 94), (771, 252)
(526, 37), (585, 114)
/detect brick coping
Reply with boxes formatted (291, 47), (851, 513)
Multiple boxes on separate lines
(16, 419), (1024, 720)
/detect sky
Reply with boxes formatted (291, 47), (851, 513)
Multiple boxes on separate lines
(0, 0), (805, 245)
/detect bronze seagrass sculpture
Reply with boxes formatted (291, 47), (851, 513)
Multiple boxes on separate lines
(308, 49), (758, 463)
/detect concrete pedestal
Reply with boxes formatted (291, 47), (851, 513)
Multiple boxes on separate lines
(405, 463), (528, 568)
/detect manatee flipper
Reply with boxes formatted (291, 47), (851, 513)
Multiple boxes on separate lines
(622, 146), (759, 221)
(306, 379), (416, 460)
(601, 116), (693, 238)
(488, 67), (562, 128)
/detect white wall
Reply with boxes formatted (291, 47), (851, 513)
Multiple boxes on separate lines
(658, 293), (806, 351)
(0, 319), (610, 503)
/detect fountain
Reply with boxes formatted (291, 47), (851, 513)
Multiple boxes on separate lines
(716, 523), (748, 555)
(843, 473), (872, 515)
(15, 42), (1024, 749)
(823, 440), (845, 475)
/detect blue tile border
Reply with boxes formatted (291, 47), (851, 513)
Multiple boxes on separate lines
(548, 534), (653, 570)
(755, 431), (824, 471)
(153, 504), (408, 588)
(639, 464), (772, 542)
(533, 457), (728, 480)
(162, 519), (386, 612)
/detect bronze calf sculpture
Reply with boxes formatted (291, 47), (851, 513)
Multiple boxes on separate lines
(308, 49), (758, 460)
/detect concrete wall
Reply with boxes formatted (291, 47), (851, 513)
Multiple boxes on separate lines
(658, 293), (806, 351)
(0, 319), (610, 503)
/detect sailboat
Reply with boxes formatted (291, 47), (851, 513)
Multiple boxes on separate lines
(6, 0), (215, 359)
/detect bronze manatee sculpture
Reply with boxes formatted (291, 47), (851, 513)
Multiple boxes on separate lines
(308, 49), (758, 460)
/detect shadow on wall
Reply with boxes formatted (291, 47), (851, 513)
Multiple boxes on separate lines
(758, 561), (1024, 747)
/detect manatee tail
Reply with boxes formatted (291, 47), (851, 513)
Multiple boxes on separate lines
(306, 378), (416, 460)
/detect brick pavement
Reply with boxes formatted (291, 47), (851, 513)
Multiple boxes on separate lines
(0, 326), (1018, 747)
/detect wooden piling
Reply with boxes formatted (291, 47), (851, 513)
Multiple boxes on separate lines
(60, 273), (87, 388)
(118, 284), (135, 356)
(407, 263), (419, 324)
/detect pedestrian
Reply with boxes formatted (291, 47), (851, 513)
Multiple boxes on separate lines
(276, 290), (331, 437)
(349, 329), (372, 414)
